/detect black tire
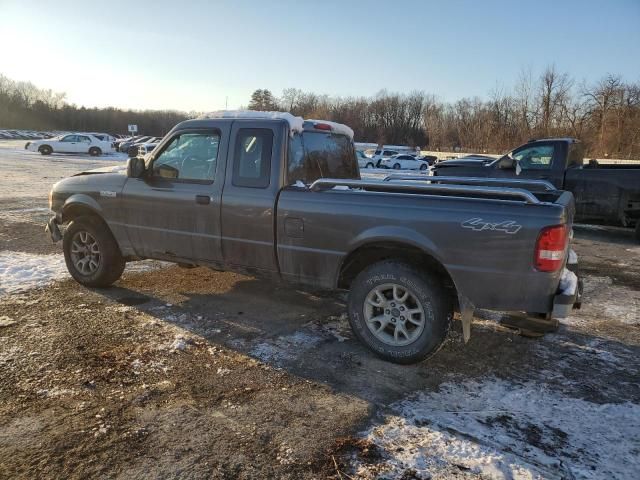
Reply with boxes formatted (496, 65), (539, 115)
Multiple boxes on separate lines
(420, 164), (428, 171)
(39, 145), (52, 155)
(89, 147), (102, 157)
(393, 163), (401, 170)
(366, 162), (374, 168)
(348, 260), (452, 364)
(63, 216), (125, 288)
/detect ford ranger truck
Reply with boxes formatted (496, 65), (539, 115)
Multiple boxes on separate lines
(46, 112), (580, 364)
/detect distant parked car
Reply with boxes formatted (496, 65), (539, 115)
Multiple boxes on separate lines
(137, 141), (159, 156)
(118, 136), (153, 152)
(371, 149), (400, 167)
(379, 154), (431, 171)
(25, 133), (114, 156)
(356, 150), (375, 169)
(416, 154), (439, 166)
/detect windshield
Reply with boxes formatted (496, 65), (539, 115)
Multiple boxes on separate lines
(288, 131), (359, 184)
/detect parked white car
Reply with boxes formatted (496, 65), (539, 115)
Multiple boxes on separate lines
(379, 154), (431, 171)
(370, 148), (400, 166)
(356, 150), (375, 168)
(25, 133), (114, 156)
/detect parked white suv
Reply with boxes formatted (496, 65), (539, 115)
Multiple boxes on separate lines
(25, 134), (114, 156)
(379, 154), (431, 171)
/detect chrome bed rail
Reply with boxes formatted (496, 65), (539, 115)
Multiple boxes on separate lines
(308, 178), (542, 204)
(382, 174), (557, 191)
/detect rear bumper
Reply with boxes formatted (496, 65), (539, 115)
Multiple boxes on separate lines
(551, 251), (582, 319)
(45, 214), (62, 243)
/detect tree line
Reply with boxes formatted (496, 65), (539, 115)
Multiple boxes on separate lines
(2, 67), (639, 158)
(251, 67), (640, 159)
(0, 74), (188, 136)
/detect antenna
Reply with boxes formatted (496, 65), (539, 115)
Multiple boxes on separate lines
(225, 96), (228, 109)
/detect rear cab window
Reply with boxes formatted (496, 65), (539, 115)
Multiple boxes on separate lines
(287, 131), (359, 185)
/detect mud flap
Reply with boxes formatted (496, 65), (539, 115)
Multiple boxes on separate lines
(458, 297), (474, 343)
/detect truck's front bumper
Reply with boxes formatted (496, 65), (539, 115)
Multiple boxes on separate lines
(551, 251), (582, 319)
(45, 214), (62, 243)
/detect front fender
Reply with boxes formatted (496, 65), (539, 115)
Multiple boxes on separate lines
(61, 193), (103, 222)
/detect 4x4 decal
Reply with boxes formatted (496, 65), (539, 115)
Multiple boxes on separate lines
(461, 217), (522, 234)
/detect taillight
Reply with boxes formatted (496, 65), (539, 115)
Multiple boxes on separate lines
(534, 225), (568, 272)
(313, 123), (332, 131)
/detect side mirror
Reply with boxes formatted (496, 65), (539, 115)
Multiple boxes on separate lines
(497, 155), (516, 169)
(154, 164), (179, 179)
(126, 157), (146, 178)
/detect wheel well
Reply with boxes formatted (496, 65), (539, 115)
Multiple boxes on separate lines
(338, 241), (457, 300)
(62, 204), (104, 225)
(38, 144), (51, 151)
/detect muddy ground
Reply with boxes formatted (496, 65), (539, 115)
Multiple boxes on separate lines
(0, 143), (639, 479)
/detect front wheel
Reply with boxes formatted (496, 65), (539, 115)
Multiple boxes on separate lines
(366, 162), (374, 168)
(420, 164), (428, 171)
(348, 261), (452, 364)
(393, 163), (401, 170)
(63, 216), (125, 287)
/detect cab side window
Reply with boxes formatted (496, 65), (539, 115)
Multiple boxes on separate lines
(513, 145), (555, 170)
(152, 131), (219, 182)
(232, 128), (273, 188)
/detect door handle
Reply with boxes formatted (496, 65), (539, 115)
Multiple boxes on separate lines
(195, 195), (211, 205)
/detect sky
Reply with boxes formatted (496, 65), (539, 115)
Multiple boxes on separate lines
(1, 0), (638, 112)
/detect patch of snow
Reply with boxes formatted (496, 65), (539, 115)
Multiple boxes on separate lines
(0, 252), (170, 296)
(562, 275), (639, 326)
(353, 377), (640, 480)
(249, 330), (323, 365)
(198, 110), (304, 135)
(0, 251), (68, 296)
(305, 119), (354, 139)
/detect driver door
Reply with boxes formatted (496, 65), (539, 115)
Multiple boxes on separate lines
(59, 134), (81, 153)
(121, 126), (229, 264)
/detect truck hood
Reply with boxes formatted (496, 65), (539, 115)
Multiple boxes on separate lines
(52, 165), (128, 195)
(72, 164), (127, 176)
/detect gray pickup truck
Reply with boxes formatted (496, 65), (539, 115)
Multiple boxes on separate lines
(46, 112), (580, 363)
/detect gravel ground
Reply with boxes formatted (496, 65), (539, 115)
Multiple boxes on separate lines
(0, 140), (638, 479)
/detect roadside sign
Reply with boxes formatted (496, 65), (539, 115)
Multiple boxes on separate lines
(128, 124), (138, 134)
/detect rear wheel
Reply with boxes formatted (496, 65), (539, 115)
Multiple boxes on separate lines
(348, 261), (452, 364)
(39, 145), (52, 155)
(420, 164), (428, 171)
(393, 163), (401, 170)
(89, 147), (102, 156)
(63, 216), (125, 287)
(366, 162), (374, 168)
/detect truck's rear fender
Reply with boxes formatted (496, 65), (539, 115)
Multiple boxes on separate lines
(337, 228), (460, 309)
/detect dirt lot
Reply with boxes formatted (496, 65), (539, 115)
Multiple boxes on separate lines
(0, 141), (639, 479)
